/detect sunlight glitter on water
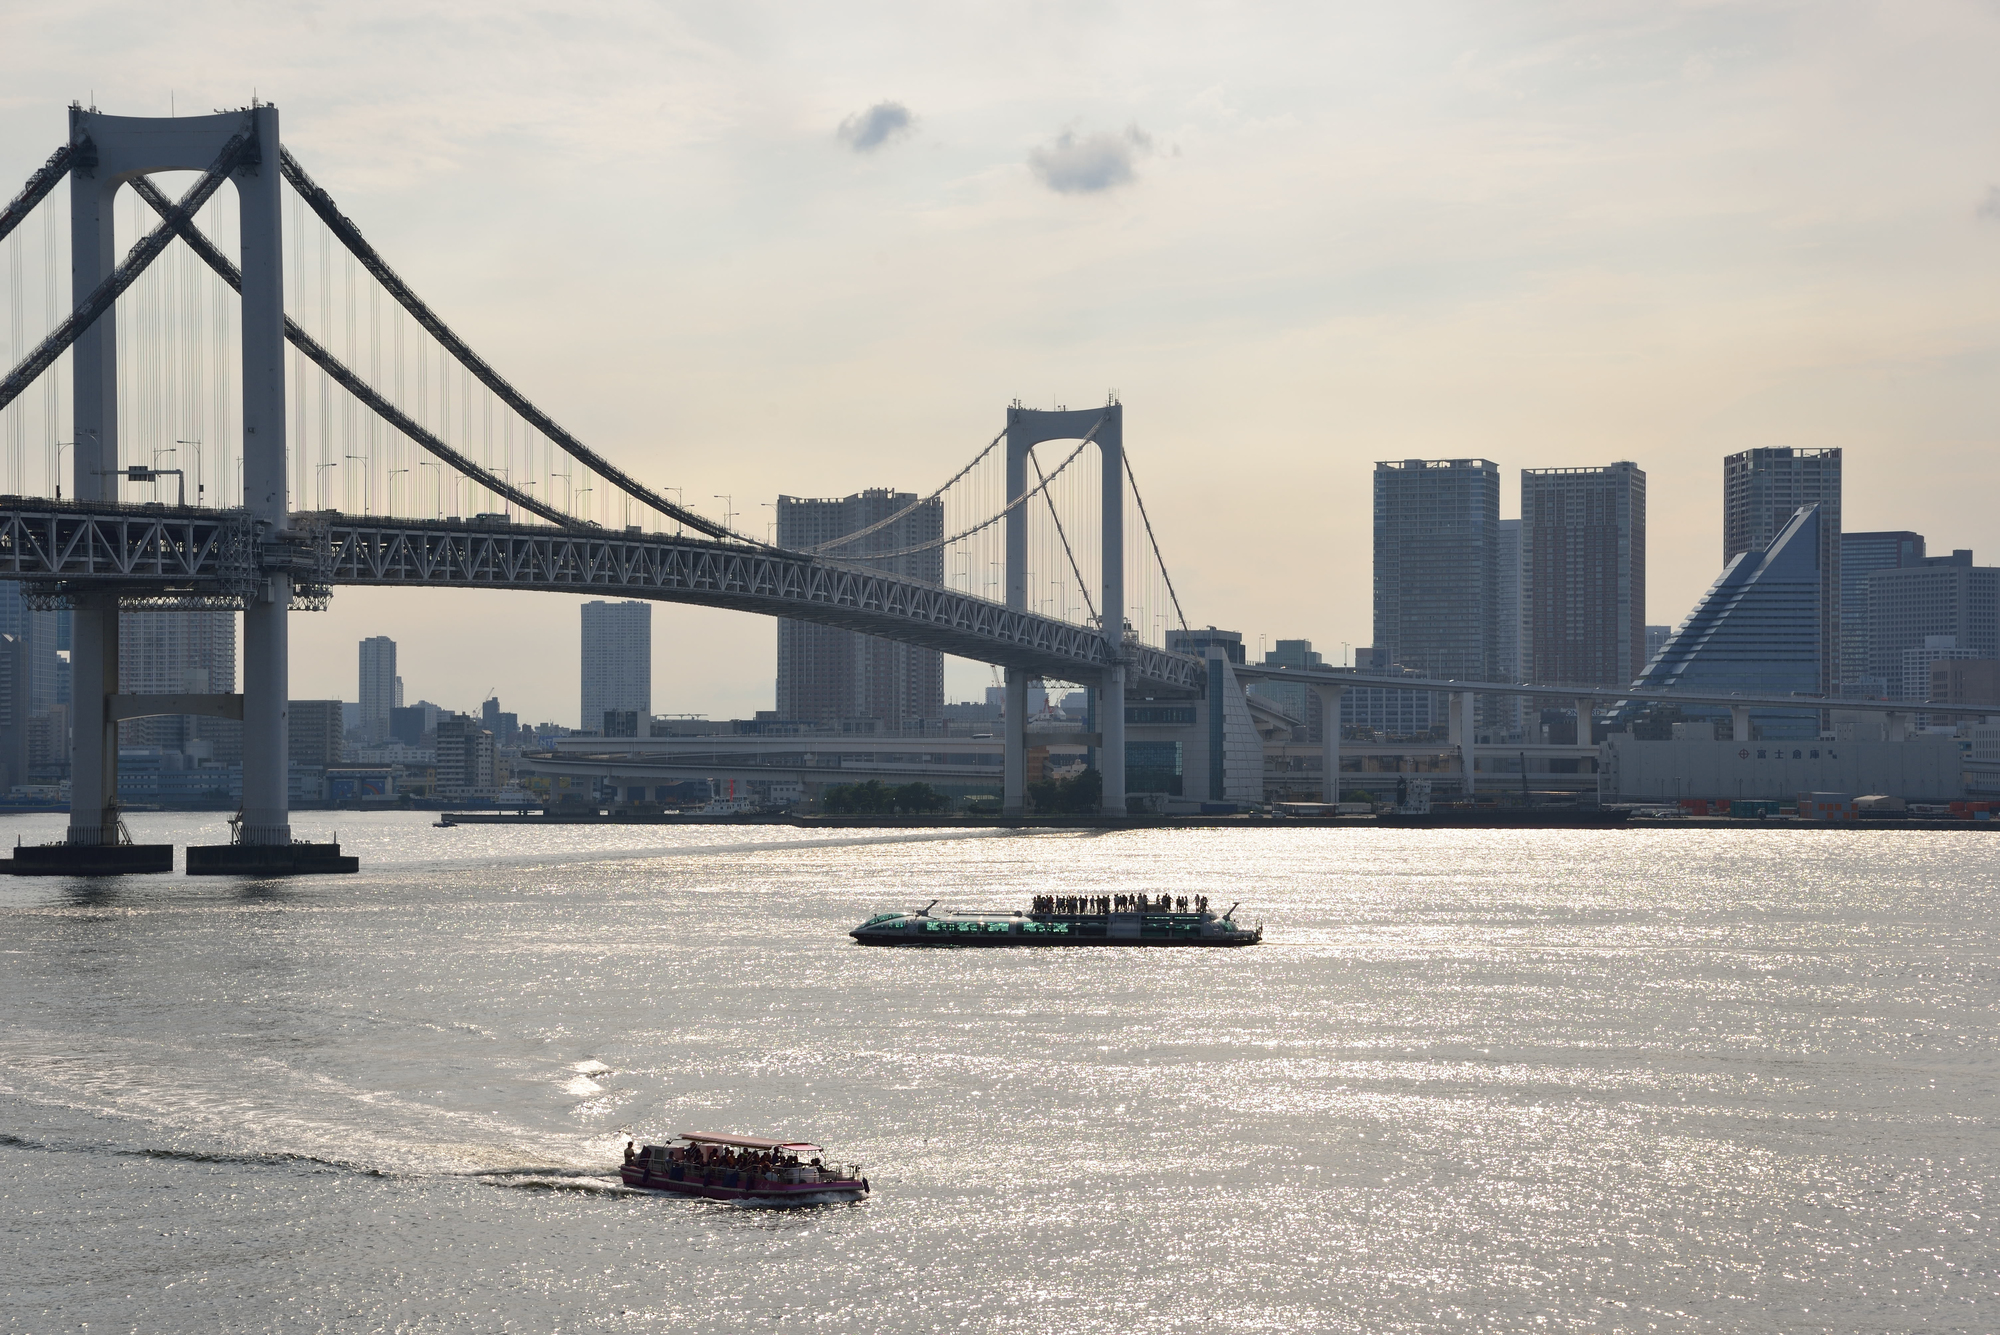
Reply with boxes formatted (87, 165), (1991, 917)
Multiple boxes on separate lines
(2, 813), (1996, 1331)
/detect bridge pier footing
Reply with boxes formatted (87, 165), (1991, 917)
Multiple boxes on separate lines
(186, 842), (358, 876)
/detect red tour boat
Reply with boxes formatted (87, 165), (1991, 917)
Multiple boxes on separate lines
(621, 1131), (869, 1203)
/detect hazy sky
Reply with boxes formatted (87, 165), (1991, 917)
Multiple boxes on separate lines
(4, 1), (1999, 724)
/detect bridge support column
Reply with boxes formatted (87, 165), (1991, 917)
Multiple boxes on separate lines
(1003, 669), (1027, 817)
(1097, 408), (1125, 818)
(1457, 691), (1476, 796)
(1575, 698), (1594, 747)
(1314, 685), (1344, 805)
(1886, 710), (1909, 743)
(67, 594), (121, 846)
(1100, 665), (1126, 817)
(235, 104), (292, 849)
(1730, 706), (1751, 742)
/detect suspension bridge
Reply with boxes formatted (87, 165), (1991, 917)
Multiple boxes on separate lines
(0, 103), (1211, 871)
(5, 104), (1973, 872)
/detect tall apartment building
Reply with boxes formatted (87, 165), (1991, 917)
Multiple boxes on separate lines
(775, 489), (943, 726)
(0, 634), (26, 791)
(1520, 463), (1647, 688)
(1493, 519), (1522, 733)
(118, 610), (239, 760)
(0, 582), (66, 716)
(434, 714), (497, 797)
(288, 700), (345, 770)
(358, 636), (398, 744)
(1866, 553), (1999, 693)
(1373, 459), (1501, 720)
(1723, 447), (1841, 694)
(1839, 531), (1925, 694)
(581, 600), (651, 732)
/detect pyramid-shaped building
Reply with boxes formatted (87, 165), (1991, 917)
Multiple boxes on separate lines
(1618, 506), (1822, 739)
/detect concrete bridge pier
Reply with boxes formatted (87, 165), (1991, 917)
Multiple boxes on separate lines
(1313, 684), (1344, 805)
(1464, 687), (1480, 791)
(1003, 668), (1027, 817)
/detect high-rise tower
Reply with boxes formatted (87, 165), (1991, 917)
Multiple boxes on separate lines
(120, 610), (239, 761)
(1838, 531), (1924, 695)
(358, 636), (397, 745)
(1723, 448), (1840, 695)
(775, 489), (944, 726)
(581, 601), (651, 733)
(1520, 463), (1647, 687)
(1372, 460), (1502, 715)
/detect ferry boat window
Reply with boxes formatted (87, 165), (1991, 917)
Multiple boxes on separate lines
(986, 922), (1009, 932)
(925, 920), (946, 932)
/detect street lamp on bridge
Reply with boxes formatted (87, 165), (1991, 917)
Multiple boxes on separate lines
(176, 439), (204, 504)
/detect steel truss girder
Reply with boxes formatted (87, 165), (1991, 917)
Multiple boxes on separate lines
(0, 503), (1206, 693)
(0, 502), (261, 598)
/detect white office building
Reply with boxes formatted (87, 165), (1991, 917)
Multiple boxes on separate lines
(581, 601), (651, 733)
(358, 636), (398, 744)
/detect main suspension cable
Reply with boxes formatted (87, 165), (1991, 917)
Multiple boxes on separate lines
(0, 143), (72, 249)
(278, 147), (757, 545)
(1122, 450), (1189, 636)
(808, 426), (1006, 553)
(845, 417), (1104, 561)
(0, 130), (250, 415)
(1027, 444), (1098, 626)
(129, 176), (576, 528)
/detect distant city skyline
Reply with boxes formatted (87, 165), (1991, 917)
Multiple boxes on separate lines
(300, 435), (1991, 726)
(111, 3), (1986, 724)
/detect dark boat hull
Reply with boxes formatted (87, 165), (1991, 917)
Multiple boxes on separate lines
(851, 910), (1261, 947)
(620, 1163), (867, 1202)
(852, 935), (1257, 947)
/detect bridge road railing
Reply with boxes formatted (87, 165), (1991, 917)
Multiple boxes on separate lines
(0, 501), (1208, 696)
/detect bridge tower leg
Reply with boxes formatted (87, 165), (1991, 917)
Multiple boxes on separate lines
(1003, 414), (1030, 818)
(1097, 408), (1125, 817)
(63, 108), (132, 857)
(236, 105), (292, 849)
(1003, 670), (1027, 818)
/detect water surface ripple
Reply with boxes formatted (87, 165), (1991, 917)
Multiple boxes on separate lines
(2, 812), (1993, 1331)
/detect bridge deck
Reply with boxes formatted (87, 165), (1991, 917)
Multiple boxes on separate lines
(0, 501), (1205, 693)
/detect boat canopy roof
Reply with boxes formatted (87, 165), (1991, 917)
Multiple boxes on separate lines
(677, 1131), (821, 1152)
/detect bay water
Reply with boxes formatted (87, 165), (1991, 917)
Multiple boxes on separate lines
(3, 812), (1994, 1332)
